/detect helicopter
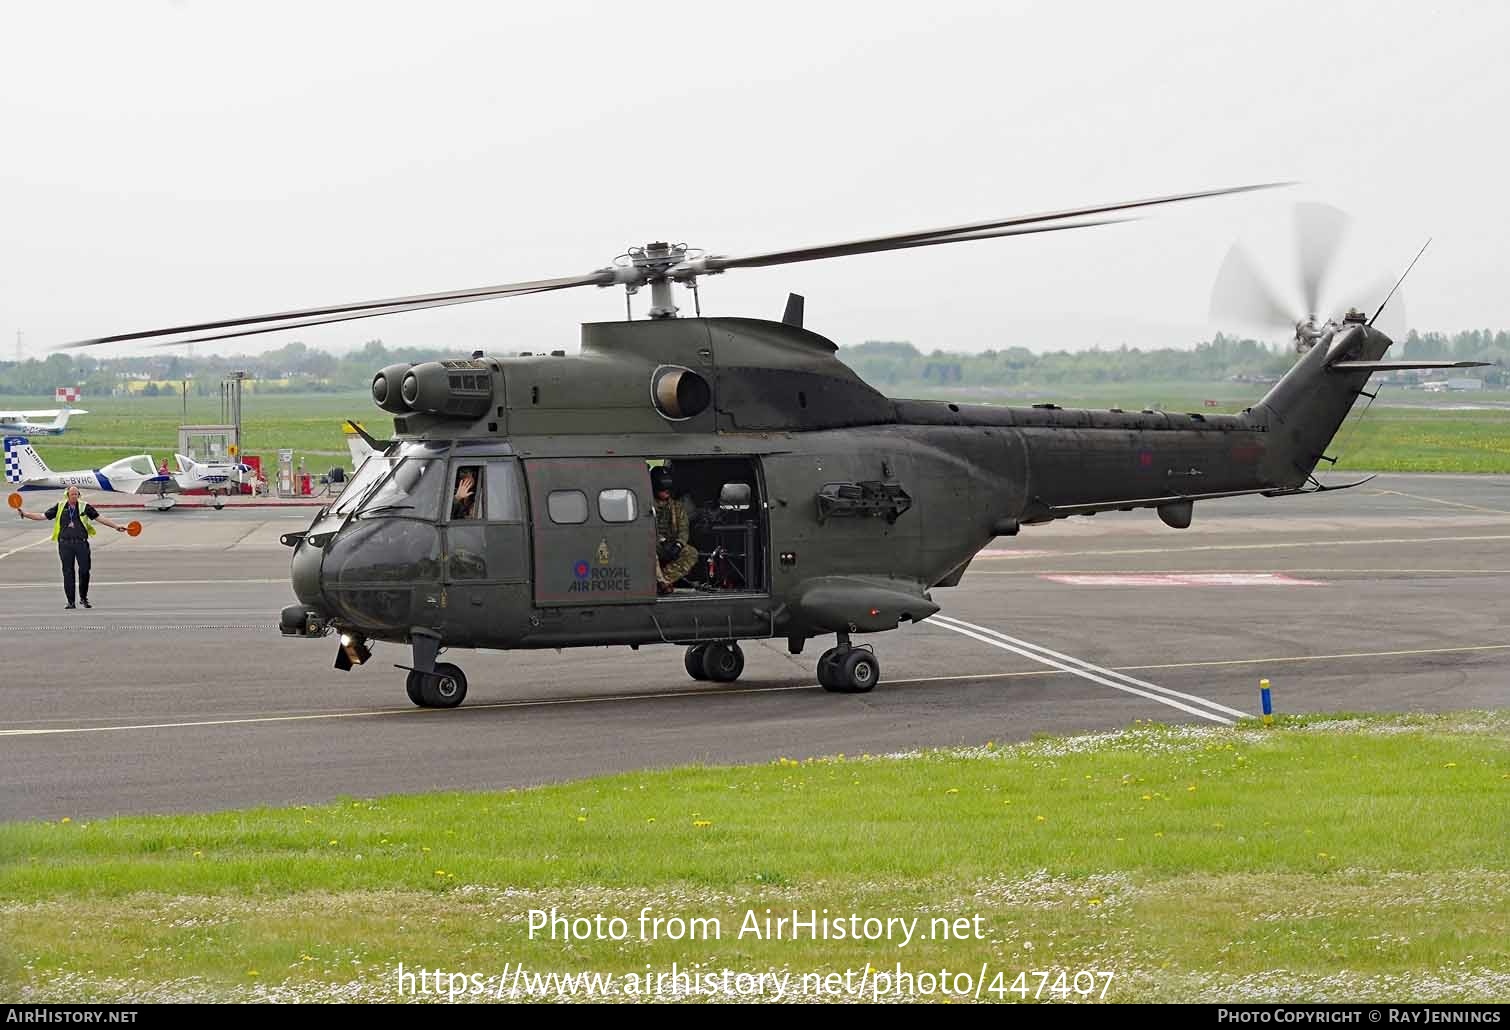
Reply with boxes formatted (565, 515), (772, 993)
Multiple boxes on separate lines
(64, 184), (1489, 708)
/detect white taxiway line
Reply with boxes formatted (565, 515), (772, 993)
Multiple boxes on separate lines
(0, 578), (288, 589)
(924, 619), (1232, 721)
(932, 615), (1249, 719)
(0, 537), (52, 561)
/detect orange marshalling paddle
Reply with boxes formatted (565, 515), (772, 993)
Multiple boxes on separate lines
(126, 521), (142, 537)
(6, 493), (21, 510)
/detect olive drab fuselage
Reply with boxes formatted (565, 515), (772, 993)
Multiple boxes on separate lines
(285, 314), (1393, 654)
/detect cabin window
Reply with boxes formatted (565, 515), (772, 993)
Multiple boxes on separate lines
(598, 488), (638, 523)
(547, 489), (589, 525)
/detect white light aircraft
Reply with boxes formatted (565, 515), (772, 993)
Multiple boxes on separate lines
(172, 453), (263, 508)
(0, 407), (88, 436)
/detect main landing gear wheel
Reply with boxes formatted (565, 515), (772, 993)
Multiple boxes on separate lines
(700, 642), (745, 683)
(408, 663), (468, 708)
(817, 647), (845, 692)
(684, 644), (710, 680)
(817, 647), (880, 693)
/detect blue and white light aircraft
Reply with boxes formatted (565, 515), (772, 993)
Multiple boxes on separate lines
(4, 435), (174, 501)
(0, 407), (87, 436)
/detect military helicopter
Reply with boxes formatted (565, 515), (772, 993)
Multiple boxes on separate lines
(66, 184), (1489, 708)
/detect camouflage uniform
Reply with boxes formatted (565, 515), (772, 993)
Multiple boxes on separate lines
(655, 494), (699, 586)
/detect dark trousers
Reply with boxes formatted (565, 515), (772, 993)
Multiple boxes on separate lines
(58, 539), (92, 605)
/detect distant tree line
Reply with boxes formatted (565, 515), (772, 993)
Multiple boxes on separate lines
(839, 330), (1510, 389)
(0, 330), (1505, 397)
(0, 340), (459, 397)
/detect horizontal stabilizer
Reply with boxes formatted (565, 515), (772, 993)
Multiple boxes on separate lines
(1328, 360), (1492, 373)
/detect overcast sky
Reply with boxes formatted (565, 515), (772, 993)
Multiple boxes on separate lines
(2, 0), (1506, 360)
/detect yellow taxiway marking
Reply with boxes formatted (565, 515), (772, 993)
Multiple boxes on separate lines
(1369, 488), (1510, 516)
(2, 642), (1504, 738)
(970, 533), (1510, 560)
(968, 568), (1510, 576)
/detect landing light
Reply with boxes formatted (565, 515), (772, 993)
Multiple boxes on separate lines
(337, 634), (371, 669)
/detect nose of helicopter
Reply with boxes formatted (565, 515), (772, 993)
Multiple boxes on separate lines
(291, 532), (325, 607)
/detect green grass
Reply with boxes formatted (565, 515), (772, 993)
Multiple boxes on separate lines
(3, 393), (373, 476)
(1328, 409), (1510, 473)
(1, 712), (1506, 1002)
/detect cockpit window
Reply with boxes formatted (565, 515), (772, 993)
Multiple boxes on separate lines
(331, 457), (395, 514)
(329, 455), (446, 521)
(450, 465), (483, 521)
(359, 456), (446, 520)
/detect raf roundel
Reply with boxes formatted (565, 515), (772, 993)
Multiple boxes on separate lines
(573, 560), (590, 580)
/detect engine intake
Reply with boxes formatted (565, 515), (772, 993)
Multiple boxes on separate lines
(396, 360), (496, 418)
(372, 363), (414, 414)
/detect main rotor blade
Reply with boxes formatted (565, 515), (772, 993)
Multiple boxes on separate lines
(698, 181), (1291, 273)
(1295, 201), (1350, 317)
(140, 284), (573, 349)
(692, 216), (1134, 273)
(1209, 242), (1295, 332)
(61, 272), (603, 349)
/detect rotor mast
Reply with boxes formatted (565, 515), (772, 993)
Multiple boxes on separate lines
(608, 241), (706, 319)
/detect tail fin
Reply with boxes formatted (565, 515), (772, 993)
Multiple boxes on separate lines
(1250, 323), (1394, 487)
(51, 410), (71, 432)
(3, 436), (52, 484)
(344, 426), (377, 468)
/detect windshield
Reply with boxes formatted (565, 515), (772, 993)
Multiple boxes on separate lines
(331, 457), (396, 514)
(357, 455), (446, 519)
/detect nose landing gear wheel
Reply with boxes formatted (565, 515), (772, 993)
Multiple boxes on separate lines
(684, 644), (711, 680)
(408, 663), (469, 708)
(701, 642), (745, 683)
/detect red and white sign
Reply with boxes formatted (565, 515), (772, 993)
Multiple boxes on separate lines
(1040, 573), (1326, 587)
(55, 387), (80, 402)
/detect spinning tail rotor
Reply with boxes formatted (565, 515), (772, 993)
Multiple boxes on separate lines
(1210, 202), (1409, 352)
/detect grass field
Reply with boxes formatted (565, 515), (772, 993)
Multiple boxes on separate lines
(2, 393), (374, 478)
(5, 384), (1509, 476)
(1, 712), (1505, 1003)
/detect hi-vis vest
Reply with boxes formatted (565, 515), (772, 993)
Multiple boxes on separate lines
(51, 501), (95, 541)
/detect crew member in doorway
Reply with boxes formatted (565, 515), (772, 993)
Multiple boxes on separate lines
(652, 466), (697, 594)
(14, 485), (131, 609)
